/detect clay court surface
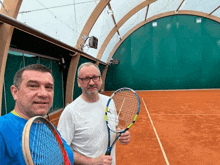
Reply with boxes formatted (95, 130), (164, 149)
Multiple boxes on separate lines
(103, 89), (220, 165)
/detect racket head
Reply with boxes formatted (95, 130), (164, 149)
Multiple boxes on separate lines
(22, 116), (70, 165)
(105, 87), (140, 133)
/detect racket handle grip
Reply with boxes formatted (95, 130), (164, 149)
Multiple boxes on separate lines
(105, 149), (111, 155)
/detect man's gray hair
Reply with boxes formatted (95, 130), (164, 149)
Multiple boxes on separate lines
(77, 62), (101, 77)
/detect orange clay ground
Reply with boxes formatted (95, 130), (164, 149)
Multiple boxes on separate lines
(104, 89), (220, 165)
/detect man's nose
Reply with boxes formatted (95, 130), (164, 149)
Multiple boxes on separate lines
(37, 87), (49, 97)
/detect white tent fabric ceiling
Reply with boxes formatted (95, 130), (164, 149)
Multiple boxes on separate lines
(15, 0), (220, 63)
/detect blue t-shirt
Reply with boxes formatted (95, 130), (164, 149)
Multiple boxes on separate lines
(0, 113), (74, 165)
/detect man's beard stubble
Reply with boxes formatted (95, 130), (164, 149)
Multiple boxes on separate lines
(85, 84), (100, 95)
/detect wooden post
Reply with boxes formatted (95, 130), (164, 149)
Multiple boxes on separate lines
(0, 0), (23, 116)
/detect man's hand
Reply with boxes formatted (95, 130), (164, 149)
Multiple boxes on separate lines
(92, 155), (112, 165)
(118, 131), (130, 145)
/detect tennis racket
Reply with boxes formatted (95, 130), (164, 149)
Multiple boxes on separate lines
(22, 116), (71, 165)
(105, 87), (140, 155)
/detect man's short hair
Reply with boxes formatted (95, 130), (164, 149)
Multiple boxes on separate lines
(13, 64), (53, 89)
(77, 62), (101, 77)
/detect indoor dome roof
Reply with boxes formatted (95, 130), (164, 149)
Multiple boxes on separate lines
(12, 0), (220, 62)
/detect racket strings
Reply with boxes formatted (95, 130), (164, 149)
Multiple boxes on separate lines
(113, 90), (138, 129)
(29, 119), (64, 165)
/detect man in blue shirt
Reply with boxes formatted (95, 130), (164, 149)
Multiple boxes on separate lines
(0, 64), (73, 165)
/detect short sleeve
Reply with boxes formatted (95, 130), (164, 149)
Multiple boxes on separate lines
(57, 107), (75, 145)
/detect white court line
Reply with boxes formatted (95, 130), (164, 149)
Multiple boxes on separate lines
(142, 98), (170, 165)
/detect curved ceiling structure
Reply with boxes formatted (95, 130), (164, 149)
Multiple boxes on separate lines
(10, 0), (220, 63)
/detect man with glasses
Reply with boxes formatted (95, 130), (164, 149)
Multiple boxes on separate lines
(57, 62), (130, 165)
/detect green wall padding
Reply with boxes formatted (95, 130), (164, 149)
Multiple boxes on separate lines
(1, 54), (22, 116)
(99, 64), (104, 74)
(105, 15), (220, 91)
(1, 52), (64, 116)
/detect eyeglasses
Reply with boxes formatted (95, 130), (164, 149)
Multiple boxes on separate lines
(78, 76), (101, 83)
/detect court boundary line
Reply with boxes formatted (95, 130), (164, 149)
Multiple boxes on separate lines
(142, 98), (170, 165)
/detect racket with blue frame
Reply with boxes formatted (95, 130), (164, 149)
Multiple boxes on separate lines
(105, 87), (140, 155)
(22, 116), (71, 165)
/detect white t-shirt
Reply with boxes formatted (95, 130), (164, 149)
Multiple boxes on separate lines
(57, 94), (117, 165)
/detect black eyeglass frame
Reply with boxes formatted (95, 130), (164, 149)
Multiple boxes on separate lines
(78, 76), (101, 83)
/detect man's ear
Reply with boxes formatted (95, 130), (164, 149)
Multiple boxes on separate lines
(100, 76), (103, 85)
(10, 85), (18, 101)
(77, 78), (81, 88)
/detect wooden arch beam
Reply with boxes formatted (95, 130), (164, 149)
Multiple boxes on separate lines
(108, 10), (220, 61)
(96, 0), (157, 60)
(66, 0), (110, 104)
(65, 53), (80, 105)
(0, 0), (23, 116)
(75, 0), (110, 50)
